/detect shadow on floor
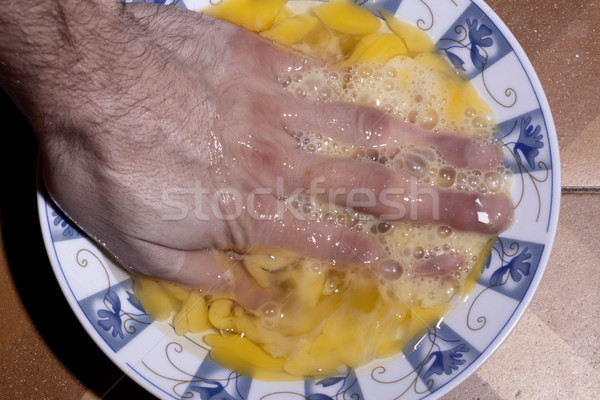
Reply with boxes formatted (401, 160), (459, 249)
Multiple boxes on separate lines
(0, 89), (155, 399)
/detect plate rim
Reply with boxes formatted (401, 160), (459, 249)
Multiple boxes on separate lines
(36, 0), (562, 398)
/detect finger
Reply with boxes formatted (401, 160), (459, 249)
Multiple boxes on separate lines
(154, 219), (387, 307)
(301, 157), (513, 234)
(439, 190), (513, 234)
(177, 250), (284, 310)
(235, 131), (512, 234)
(125, 239), (287, 309)
(120, 239), (229, 291)
(374, 253), (463, 281)
(413, 253), (463, 277)
(210, 184), (384, 264)
(282, 100), (502, 170)
(246, 206), (387, 266)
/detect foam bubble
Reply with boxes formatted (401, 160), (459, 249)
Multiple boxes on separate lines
(285, 57), (497, 138)
(284, 65), (507, 195)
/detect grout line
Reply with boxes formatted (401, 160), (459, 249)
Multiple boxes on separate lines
(477, 311), (600, 399)
(561, 187), (600, 194)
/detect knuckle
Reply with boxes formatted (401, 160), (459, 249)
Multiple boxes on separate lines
(359, 163), (395, 193)
(239, 136), (284, 177)
(354, 106), (390, 144)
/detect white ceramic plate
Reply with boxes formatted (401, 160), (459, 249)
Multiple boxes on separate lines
(37, 0), (560, 398)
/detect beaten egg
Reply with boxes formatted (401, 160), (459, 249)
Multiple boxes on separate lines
(133, 0), (510, 380)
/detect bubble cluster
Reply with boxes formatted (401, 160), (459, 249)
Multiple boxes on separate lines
(284, 56), (497, 136)
(290, 128), (511, 195)
(284, 179), (490, 299)
(284, 63), (511, 195)
(281, 146), (497, 288)
(277, 23), (510, 313)
(290, 130), (352, 156)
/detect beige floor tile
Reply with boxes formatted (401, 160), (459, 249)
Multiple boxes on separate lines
(476, 311), (600, 399)
(441, 373), (504, 400)
(488, 0), (600, 189)
(561, 115), (600, 188)
(529, 194), (600, 367)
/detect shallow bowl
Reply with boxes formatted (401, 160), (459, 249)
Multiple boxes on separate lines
(37, 0), (560, 398)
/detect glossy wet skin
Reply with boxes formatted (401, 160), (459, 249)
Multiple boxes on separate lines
(2, 1), (512, 303)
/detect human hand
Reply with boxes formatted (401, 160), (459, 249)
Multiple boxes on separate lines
(0, 1), (512, 306)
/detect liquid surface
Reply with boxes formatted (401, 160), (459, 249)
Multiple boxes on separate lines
(133, 0), (510, 380)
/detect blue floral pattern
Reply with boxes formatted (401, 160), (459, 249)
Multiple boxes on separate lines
(489, 247), (532, 287)
(496, 110), (550, 224)
(174, 356), (252, 400)
(97, 289), (126, 339)
(514, 117), (544, 170)
(49, 209), (82, 242)
(190, 381), (239, 400)
(466, 19), (493, 70)
(78, 271), (153, 352)
(444, 18), (494, 72)
(52, 211), (79, 237)
(498, 112), (547, 173)
(437, 3), (513, 78)
(94, 288), (149, 340)
(402, 324), (479, 393)
(423, 343), (470, 379)
(310, 376), (349, 400)
(304, 370), (364, 400)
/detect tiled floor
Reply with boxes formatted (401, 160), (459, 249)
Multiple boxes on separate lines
(1, 0), (599, 399)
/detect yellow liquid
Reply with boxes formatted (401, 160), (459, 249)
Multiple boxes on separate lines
(133, 0), (509, 380)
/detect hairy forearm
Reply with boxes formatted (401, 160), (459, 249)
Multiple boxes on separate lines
(0, 0), (139, 137)
(1, 0), (118, 88)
